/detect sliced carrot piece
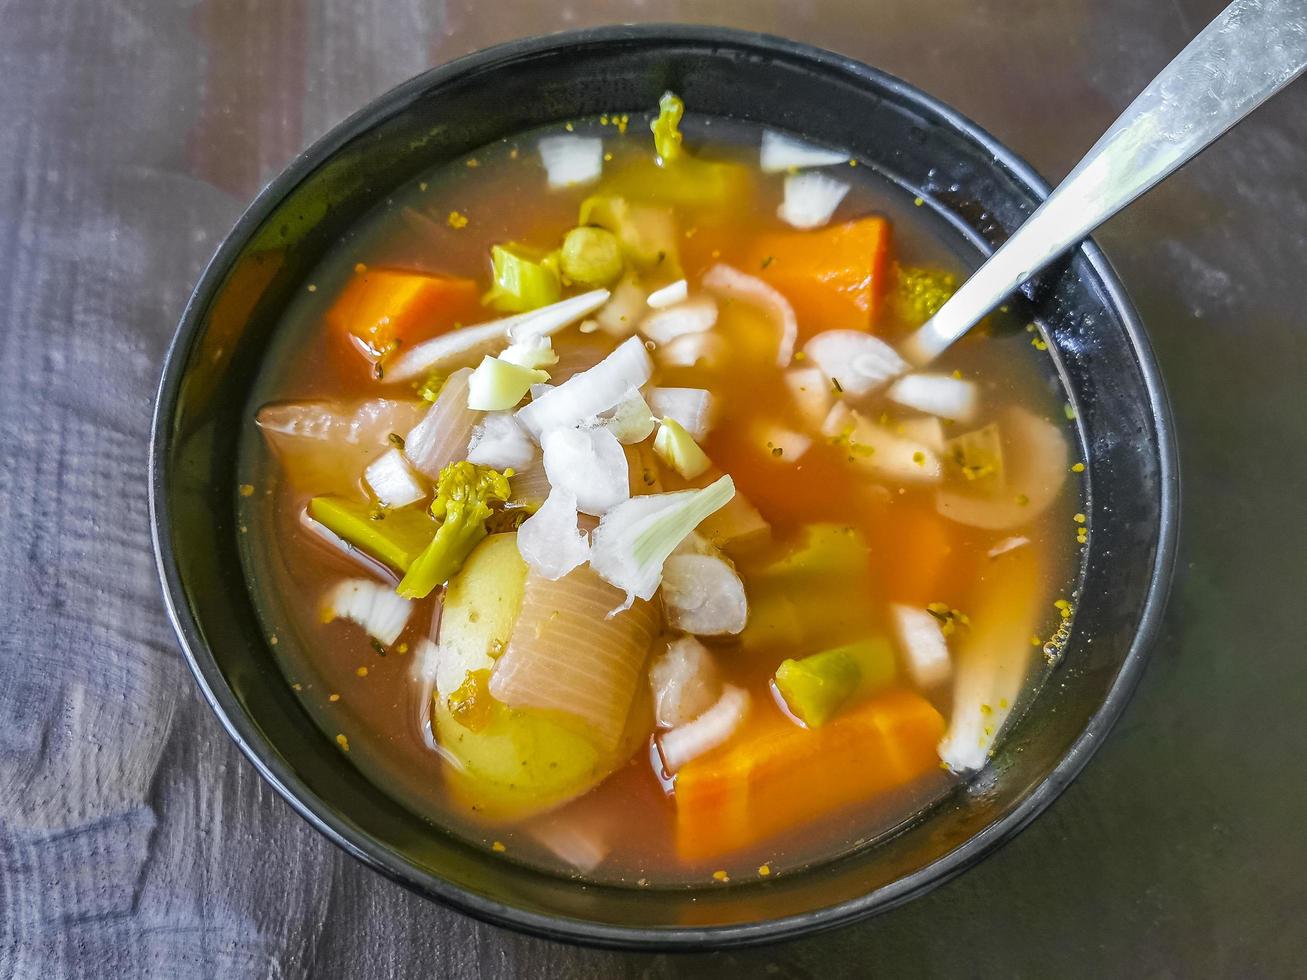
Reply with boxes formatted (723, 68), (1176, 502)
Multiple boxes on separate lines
(327, 268), (482, 363)
(746, 217), (891, 337)
(674, 688), (944, 861)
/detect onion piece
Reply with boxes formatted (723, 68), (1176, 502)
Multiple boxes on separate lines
(526, 810), (611, 874)
(824, 402), (942, 483)
(760, 129), (850, 172)
(938, 544), (1039, 772)
(364, 448), (426, 509)
(987, 535), (1030, 559)
(702, 264), (797, 367)
(662, 554), (748, 636)
(658, 685), (750, 772)
(538, 135), (603, 189)
(696, 490), (771, 553)
(489, 566), (660, 750)
(595, 274), (648, 337)
(505, 289), (612, 343)
(656, 331), (729, 370)
(647, 279), (689, 308)
(589, 476), (736, 607)
(542, 425), (630, 516)
(936, 407), (1070, 530)
(782, 366), (834, 431)
(640, 296), (718, 345)
(321, 579), (411, 646)
(466, 412), (536, 470)
(653, 418), (711, 479)
(467, 355), (550, 411)
(507, 458), (552, 509)
(256, 398), (426, 493)
(804, 330), (908, 398)
(890, 603), (952, 688)
(383, 320), (510, 384)
(517, 487), (590, 580)
(648, 387), (714, 440)
(500, 335), (558, 370)
(778, 172), (850, 229)
(898, 415), (946, 454)
(410, 637), (441, 751)
(887, 373), (979, 422)
(599, 388), (656, 444)
(755, 421), (811, 463)
(516, 336), (653, 439)
(403, 368), (478, 479)
(649, 636), (721, 728)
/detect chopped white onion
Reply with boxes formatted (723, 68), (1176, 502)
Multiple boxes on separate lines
(516, 336), (653, 439)
(364, 448), (426, 509)
(640, 295), (718, 345)
(661, 554), (748, 636)
(506, 289), (612, 343)
(500, 335), (558, 370)
(936, 407), (1070, 531)
(702, 263), (797, 366)
(322, 579), (411, 646)
(383, 320), (510, 384)
(656, 331), (729, 369)
(887, 373), (979, 422)
(541, 425), (630, 516)
(466, 412), (537, 470)
(658, 685), (750, 772)
(823, 402), (942, 483)
(538, 135), (603, 189)
(898, 415), (946, 454)
(526, 812), (611, 874)
(507, 458), (552, 509)
(782, 366), (835, 431)
(595, 275), (648, 337)
(647, 279), (689, 308)
(697, 492), (771, 553)
(938, 547), (1039, 772)
(403, 367), (478, 479)
(649, 636), (721, 728)
(517, 487), (590, 580)
(386, 291), (609, 382)
(987, 535), (1030, 558)
(756, 421), (812, 463)
(648, 387), (714, 440)
(598, 388), (656, 444)
(804, 329), (908, 397)
(759, 129), (850, 172)
(589, 476), (736, 607)
(891, 603), (952, 688)
(778, 172), (850, 229)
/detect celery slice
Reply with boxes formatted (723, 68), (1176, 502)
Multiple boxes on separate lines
(307, 496), (437, 573)
(484, 244), (562, 313)
(774, 638), (896, 728)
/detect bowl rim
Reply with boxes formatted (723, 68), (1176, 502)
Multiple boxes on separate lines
(149, 23), (1180, 951)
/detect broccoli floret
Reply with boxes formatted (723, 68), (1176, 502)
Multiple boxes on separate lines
(396, 461), (510, 599)
(896, 265), (958, 324)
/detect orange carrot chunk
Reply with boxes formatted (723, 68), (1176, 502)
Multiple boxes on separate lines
(327, 268), (482, 363)
(674, 688), (944, 861)
(747, 216), (891, 337)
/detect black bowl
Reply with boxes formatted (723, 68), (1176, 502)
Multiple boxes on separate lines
(150, 25), (1178, 950)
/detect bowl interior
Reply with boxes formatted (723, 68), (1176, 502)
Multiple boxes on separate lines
(152, 26), (1175, 949)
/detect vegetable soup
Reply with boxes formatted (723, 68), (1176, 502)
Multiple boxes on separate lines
(238, 94), (1085, 886)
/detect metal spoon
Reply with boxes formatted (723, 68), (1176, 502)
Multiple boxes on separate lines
(900, 0), (1307, 365)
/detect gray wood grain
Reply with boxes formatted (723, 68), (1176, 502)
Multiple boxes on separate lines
(4, 0), (1307, 977)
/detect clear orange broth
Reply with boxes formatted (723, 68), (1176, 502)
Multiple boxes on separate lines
(238, 114), (1084, 886)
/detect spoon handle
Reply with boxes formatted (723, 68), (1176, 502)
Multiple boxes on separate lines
(901, 0), (1307, 365)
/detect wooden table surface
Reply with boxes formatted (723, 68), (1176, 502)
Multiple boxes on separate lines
(4, 0), (1306, 976)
